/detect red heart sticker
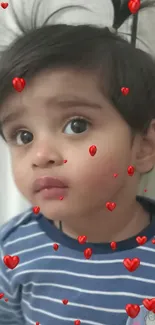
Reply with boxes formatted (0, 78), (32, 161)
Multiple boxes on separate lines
(53, 243), (59, 251)
(62, 299), (68, 305)
(1, 2), (8, 9)
(89, 145), (97, 156)
(3, 255), (20, 269)
(136, 236), (147, 245)
(126, 304), (140, 318)
(78, 235), (87, 244)
(84, 248), (92, 259)
(0, 293), (4, 299)
(128, 0), (140, 14)
(152, 239), (155, 244)
(123, 258), (140, 272)
(121, 87), (130, 95)
(12, 77), (26, 92)
(36, 322), (40, 325)
(113, 173), (118, 178)
(63, 160), (67, 163)
(32, 206), (40, 214)
(106, 202), (116, 211)
(110, 241), (117, 250)
(143, 298), (155, 312)
(127, 165), (135, 176)
(74, 321), (81, 325)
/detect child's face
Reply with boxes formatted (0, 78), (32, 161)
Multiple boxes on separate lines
(0, 69), (145, 224)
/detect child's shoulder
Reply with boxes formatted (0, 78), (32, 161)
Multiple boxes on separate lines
(0, 208), (36, 244)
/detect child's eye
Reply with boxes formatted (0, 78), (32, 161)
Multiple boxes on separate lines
(63, 118), (90, 135)
(14, 130), (33, 145)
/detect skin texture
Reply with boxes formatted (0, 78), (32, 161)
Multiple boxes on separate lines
(1, 68), (155, 243)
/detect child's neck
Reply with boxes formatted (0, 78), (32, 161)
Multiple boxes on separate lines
(54, 201), (150, 243)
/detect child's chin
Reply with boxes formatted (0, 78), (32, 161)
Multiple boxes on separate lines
(39, 200), (69, 218)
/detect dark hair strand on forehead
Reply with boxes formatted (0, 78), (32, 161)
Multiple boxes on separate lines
(0, 23), (155, 140)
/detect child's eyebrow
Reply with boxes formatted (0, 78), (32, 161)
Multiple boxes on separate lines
(0, 109), (25, 129)
(45, 95), (103, 110)
(0, 95), (103, 129)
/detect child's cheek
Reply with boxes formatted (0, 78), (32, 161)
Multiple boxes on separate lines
(70, 149), (128, 194)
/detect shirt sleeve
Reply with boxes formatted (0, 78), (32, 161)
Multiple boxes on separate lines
(0, 242), (24, 325)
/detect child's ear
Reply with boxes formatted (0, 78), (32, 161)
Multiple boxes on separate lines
(135, 119), (155, 174)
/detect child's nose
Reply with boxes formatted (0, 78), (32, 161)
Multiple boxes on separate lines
(31, 139), (63, 168)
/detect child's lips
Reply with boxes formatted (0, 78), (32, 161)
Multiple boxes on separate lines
(33, 176), (68, 193)
(36, 187), (68, 200)
(32, 176), (69, 200)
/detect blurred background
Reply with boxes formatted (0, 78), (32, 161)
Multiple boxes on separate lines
(0, 0), (155, 225)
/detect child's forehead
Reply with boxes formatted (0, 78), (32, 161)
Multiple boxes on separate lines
(0, 68), (109, 117)
(26, 68), (102, 96)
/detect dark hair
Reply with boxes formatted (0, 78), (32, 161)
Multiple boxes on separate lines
(0, 1), (155, 139)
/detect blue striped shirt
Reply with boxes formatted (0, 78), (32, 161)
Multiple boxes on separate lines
(0, 195), (155, 325)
